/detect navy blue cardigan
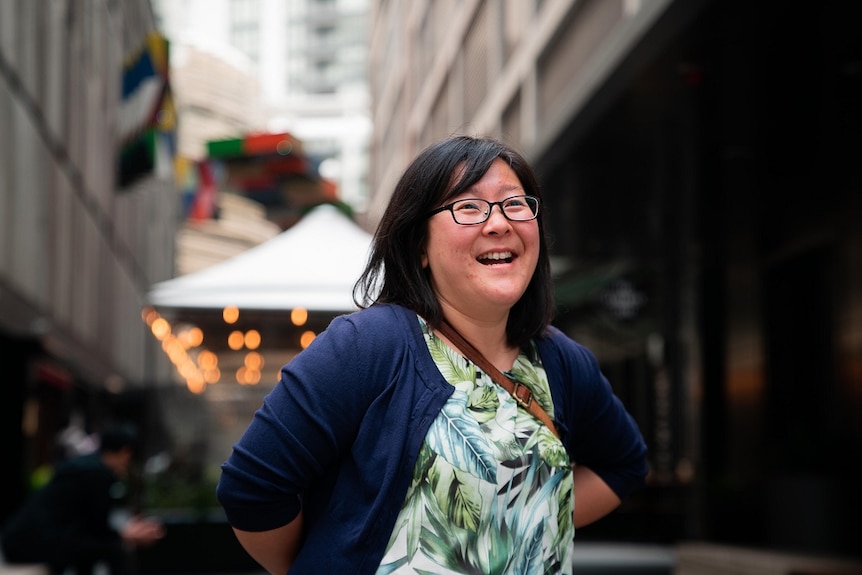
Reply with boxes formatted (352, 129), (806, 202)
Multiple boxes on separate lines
(217, 303), (647, 574)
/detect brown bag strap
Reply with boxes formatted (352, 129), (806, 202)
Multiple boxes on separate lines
(437, 320), (560, 439)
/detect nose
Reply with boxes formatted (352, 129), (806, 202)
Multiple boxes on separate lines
(483, 202), (511, 232)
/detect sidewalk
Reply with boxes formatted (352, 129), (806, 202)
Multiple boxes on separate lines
(0, 566), (48, 575)
(0, 543), (47, 575)
(572, 542), (676, 574)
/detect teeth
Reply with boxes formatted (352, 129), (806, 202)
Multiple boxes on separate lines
(479, 251), (513, 261)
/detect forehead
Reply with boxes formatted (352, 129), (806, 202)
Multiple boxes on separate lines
(444, 158), (523, 198)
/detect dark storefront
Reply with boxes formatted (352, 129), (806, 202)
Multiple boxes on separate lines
(540, 0), (862, 559)
(0, 334), (155, 524)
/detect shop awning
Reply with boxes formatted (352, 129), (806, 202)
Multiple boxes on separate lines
(146, 203), (373, 313)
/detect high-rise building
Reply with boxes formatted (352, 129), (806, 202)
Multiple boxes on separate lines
(153, 0), (371, 217)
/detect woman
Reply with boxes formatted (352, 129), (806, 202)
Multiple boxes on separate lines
(216, 136), (648, 575)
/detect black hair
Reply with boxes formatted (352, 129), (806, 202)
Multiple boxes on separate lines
(353, 135), (555, 347)
(98, 422), (140, 454)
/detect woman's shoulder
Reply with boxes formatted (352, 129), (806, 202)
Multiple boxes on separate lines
(325, 304), (420, 348)
(333, 303), (415, 330)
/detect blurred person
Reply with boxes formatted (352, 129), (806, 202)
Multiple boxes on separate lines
(1, 423), (165, 575)
(216, 135), (648, 574)
(27, 418), (99, 494)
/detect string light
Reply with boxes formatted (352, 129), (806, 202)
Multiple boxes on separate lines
(290, 307), (308, 326)
(223, 306), (239, 324)
(228, 330), (245, 350)
(143, 307), (280, 392)
(300, 330), (316, 349)
(244, 329), (261, 349)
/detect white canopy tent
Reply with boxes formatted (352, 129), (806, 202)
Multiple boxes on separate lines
(147, 204), (374, 313)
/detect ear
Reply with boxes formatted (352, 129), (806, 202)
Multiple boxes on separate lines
(420, 239), (429, 268)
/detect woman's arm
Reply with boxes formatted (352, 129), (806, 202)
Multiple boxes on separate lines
(542, 330), (648, 503)
(572, 464), (623, 528)
(217, 316), (369, 562)
(231, 513), (304, 575)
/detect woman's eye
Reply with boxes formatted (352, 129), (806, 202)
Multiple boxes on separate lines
(455, 201), (483, 211)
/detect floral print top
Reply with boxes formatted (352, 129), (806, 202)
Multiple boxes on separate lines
(376, 316), (575, 575)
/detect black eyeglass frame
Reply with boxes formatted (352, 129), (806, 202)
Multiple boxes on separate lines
(426, 195), (541, 225)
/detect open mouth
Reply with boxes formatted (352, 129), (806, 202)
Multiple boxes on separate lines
(477, 251), (514, 265)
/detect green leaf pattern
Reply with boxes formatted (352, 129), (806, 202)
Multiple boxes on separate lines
(426, 392), (499, 484)
(376, 318), (575, 574)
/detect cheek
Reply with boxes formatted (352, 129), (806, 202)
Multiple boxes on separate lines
(427, 240), (469, 268)
(424, 225), (454, 266)
(525, 226), (541, 254)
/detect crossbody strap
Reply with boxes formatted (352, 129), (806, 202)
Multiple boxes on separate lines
(437, 320), (560, 440)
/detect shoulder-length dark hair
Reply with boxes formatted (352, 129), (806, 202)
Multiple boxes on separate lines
(354, 135), (555, 347)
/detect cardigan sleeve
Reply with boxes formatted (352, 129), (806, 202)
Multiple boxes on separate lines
(540, 328), (648, 501)
(216, 311), (386, 531)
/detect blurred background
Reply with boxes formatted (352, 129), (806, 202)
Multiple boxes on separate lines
(1, 0), (860, 573)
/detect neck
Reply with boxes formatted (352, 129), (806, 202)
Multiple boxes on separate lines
(437, 308), (517, 371)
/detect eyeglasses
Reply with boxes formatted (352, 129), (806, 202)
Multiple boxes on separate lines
(427, 195), (540, 225)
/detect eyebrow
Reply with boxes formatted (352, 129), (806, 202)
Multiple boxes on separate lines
(463, 183), (525, 195)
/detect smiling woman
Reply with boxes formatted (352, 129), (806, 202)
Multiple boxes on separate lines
(216, 135), (648, 575)
(422, 158), (541, 329)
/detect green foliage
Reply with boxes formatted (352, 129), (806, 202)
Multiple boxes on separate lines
(144, 475), (220, 513)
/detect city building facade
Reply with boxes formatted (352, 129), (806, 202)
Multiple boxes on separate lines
(0, 0), (177, 520)
(368, 0), (862, 562)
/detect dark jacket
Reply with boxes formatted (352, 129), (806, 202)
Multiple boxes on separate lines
(2, 452), (126, 568)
